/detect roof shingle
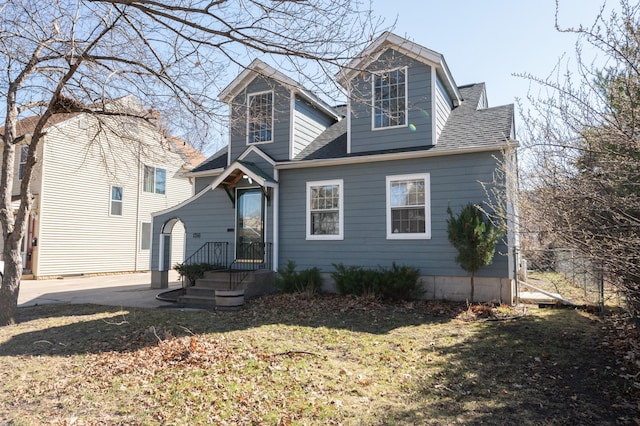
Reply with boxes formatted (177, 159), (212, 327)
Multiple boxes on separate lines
(294, 82), (514, 162)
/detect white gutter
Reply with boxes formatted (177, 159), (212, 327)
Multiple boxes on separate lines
(275, 143), (518, 170)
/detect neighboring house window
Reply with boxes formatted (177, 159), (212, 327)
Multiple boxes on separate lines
(18, 145), (28, 180)
(143, 165), (166, 194)
(386, 173), (430, 239)
(110, 186), (123, 216)
(247, 91), (273, 143)
(306, 179), (343, 240)
(373, 68), (407, 129)
(141, 222), (151, 250)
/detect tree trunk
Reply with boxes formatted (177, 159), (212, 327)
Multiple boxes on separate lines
(470, 272), (475, 304)
(0, 246), (23, 325)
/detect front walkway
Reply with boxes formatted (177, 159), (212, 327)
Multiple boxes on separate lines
(18, 271), (182, 309)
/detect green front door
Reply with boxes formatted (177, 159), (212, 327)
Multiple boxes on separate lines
(236, 188), (264, 261)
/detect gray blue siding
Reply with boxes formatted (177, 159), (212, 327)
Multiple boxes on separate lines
(278, 151), (508, 278)
(349, 49), (433, 153)
(194, 176), (217, 193)
(435, 75), (452, 141)
(292, 96), (335, 158)
(240, 151), (275, 180)
(152, 181), (275, 268)
(228, 77), (291, 162)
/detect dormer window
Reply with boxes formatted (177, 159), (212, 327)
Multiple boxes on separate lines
(373, 68), (407, 129)
(247, 91), (273, 143)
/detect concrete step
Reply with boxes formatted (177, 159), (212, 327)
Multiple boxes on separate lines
(195, 277), (254, 288)
(185, 286), (217, 298)
(519, 291), (564, 304)
(203, 270), (230, 280)
(177, 294), (217, 307)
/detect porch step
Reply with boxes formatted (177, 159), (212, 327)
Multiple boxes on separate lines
(184, 286), (217, 298)
(195, 277), (254, 289)
(203, 270), (230, 280)
(177, 294), (217, 307)
(177, 269), (276, 308)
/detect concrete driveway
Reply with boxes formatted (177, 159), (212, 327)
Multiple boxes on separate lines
(17, 271), (183, 309)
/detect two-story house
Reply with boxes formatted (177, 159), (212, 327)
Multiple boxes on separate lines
(1, 95), (204, 278)
(150, 32), (519, 302)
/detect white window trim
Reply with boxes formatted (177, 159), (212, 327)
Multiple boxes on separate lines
(246, 90), (275, 145)
(306, 179), (344, 241)
(140, 222), (151, 250)
(386, 173), (431, 240)
(371, 66), (409, 131)
(109, 185), (123, 217)
(143, 164), (166, 195)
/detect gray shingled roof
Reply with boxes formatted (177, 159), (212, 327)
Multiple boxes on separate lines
(436, 83), (514, 152)
(294, 83), (513, 161)
(193, 83), (513, 167)
(191, 148), (227, 172)
(294, 118), (347, 160)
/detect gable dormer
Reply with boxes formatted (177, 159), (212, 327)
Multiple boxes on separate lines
(219, 59), (339, 163)
(338, 32), (462, 154)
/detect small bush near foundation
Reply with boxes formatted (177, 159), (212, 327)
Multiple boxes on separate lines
(173, 262), (220, 286)
(275, 260), (322, 294)
(378, 263), (423, 301)
(331, 262), (423, 301)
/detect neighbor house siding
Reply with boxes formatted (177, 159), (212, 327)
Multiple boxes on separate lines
(292, 96), (335, 159)
(349, 50), (433, 153)
(278, 151), (508, 277)
(11, 136), (45, 198)
(228, 77), (292, 162)
(35, 115), (191, 276)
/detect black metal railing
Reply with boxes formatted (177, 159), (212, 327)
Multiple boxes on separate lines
(229, 242), (273, 289)
(182, 241), (228, 267)
(176, 242), (229, 288)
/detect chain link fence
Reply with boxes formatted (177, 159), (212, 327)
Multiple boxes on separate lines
(520, 248), (622, 311)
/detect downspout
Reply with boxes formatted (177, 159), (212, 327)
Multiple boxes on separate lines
(134, 142), (142, 271)
(272, 169), (279, 271)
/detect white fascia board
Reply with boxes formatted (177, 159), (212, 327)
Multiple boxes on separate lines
(337, 32), (462, 105)
(338, 32), (442, 85)
(276, 143), (518, 170)
(294, 89), (341, 120)
(152, 161), (277, 217)
(182, 168), (224, 178)
(219, 59), (302, 103)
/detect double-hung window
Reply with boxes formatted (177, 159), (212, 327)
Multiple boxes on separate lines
(306, 179), (343, 240)
(18, 145), (28, 180)
(110, 185), (123, 216)
(247, 91), (273, 143)
(140, 222), (151, 250)
(373, 68), (407, 129)
(143, 165), (166, 194)
(386, 173), (430, 239)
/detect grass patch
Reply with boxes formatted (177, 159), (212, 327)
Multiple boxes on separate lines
(0, 296), (637, 425)
(526, 270), (625, 308)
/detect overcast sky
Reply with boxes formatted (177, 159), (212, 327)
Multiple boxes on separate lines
(372, 0), (616, 131)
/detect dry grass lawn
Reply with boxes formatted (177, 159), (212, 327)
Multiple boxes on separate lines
(0, 294), (637, 425)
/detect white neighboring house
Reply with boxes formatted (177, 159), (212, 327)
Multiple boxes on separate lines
(0, 95), (204, 278)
